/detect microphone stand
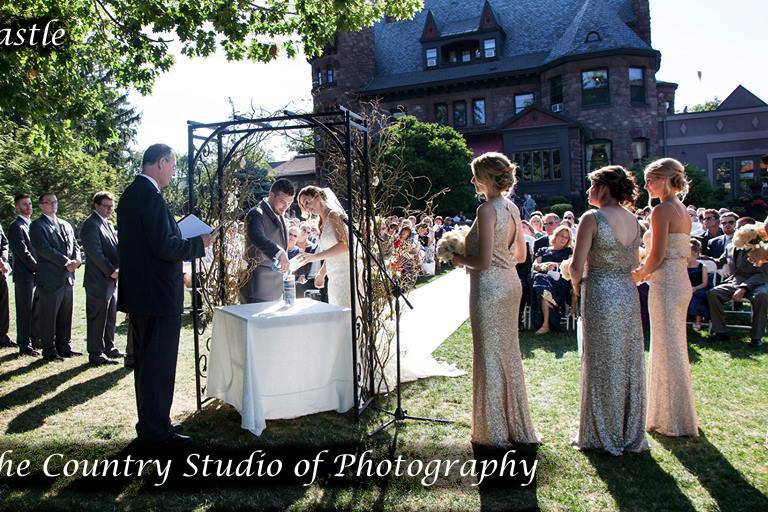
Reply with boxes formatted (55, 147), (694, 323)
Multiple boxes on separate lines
(342, 219), (452, 436)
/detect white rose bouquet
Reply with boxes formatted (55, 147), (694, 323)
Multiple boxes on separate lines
(436, 226), (470, 263)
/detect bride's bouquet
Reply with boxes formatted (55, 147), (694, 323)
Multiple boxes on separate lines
(733, 221), (768, 250)
(436, 226), (470, 263)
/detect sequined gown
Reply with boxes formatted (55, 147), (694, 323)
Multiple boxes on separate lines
(647, 233), (699, 436)
(576, 210), (649, 455)
(466, 197), (540, 446)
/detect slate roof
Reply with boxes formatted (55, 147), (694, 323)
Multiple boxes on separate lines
(363, 0), (654, 93)
(716, 85), (768, 111)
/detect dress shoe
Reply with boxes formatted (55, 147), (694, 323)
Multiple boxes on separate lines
(105, 349), (125, 359)
(59, 350), (82, 358)
(171, 422), (183, 433)
(19, 347), (40, 357)
(751, 338), (764, 348)
(89, 355), (119, 366)
(43, 353), (64, 362)
(0, 336), (18, 348)
(31, 338), (43, 349)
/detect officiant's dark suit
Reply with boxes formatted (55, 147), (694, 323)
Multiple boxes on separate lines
(117, 144), (208, 444)
(29, 195), (81, 360)
(81, 194), (121, 364)
(240, 179), (295, 303)
(8, 202), (40, 353)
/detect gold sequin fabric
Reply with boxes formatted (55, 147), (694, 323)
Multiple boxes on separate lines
(466, 197), (540, 446)
(647, 233), (699, 436)
(576, 209), (649, 455)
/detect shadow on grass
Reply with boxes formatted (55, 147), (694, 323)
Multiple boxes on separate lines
(519, 331), (575, 360)
(0, 363), (91, 411)
(0, 358), (48, 385)
(473, 443), (540, 511)
(6, 367), (132, 434)
(687, 329), (766, 361)
(585, 450), (696, 511)
(0, 350), (21, 365)
(655, 431), (768, 512)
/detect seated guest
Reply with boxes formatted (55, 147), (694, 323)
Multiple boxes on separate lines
(637, 226), (652, 338)
(517, 221), (535, 329)
(532, 225), (573, 335)
(529, 215), (545, 239)
(442, 217), (454, 232)
(688, 239), (711, 331)
(704, 211), (737, 259)
(708, 217), (768, 347)
(286, 226), (300, 259)
(696, 209), (723, 256)
(533, 212), (561, 254)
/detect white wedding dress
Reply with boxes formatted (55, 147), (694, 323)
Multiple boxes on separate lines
(318, 217), (353, 309)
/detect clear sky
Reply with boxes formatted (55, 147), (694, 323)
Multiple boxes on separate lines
(129, 0), (768, 157)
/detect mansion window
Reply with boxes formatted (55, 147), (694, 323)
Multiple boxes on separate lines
(512, 149), (562, 182)
(483, 38), (496, 58)
(629, 67), (645, 103)
(425, 48), (437, 68)
(582, 69), (609, 106)
(473, 99), (486, 125)
(515, 93), (534, 114)
(435, 103), (449, 125)
(326, 68), (335, 85)
(632, 138), (649, 162)
(453, 101), (467, 127)
(550, 75), (564, 111)
(443, 40), (480, 66)
(712, 155), (768, 197)
(315, 71), (323, 87)
(585, 140), (612, 171)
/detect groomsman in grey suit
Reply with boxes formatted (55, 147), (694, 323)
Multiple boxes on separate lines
(0, 221), (15, 348)
(81, 191), (122, 365)
(29, 193), (81, 362)
(8, 194), (40, 355)
(240, 178), (295, 303)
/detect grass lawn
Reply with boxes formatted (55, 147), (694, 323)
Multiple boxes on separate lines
(0, 268), (766, 511)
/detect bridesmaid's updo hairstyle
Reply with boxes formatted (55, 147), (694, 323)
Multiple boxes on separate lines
(644, 157), (689, 200)
(471, 152), (518, 193)
(588, 165), (639, 208)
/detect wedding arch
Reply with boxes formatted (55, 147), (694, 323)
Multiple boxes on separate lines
(185, 108), (379, 419)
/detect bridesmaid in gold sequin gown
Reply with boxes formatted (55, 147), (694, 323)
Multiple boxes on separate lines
(570, 166), (649, 455)
(633, 158), (699, 437)
(453, 152), (540, 446)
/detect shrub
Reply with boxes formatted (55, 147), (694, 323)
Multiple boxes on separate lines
(547, 203), (574, 218)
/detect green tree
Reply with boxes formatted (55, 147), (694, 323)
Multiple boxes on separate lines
(688, 97), (721, 112)
(1, 1), (423, 151)
(378, 116), (475, 215)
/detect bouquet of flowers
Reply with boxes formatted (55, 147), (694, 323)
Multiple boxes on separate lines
(436, 226), (470, 263)
(733, 222), (768, 250)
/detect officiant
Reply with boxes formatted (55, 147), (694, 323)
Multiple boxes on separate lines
(240, 179), (296, 303)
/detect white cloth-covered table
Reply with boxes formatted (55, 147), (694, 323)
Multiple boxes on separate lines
(205, 299), (354, 436)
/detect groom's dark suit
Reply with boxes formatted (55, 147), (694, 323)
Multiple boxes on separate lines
(117, 175), (205, 441)
(8, 216), (39, 350)
(240, 198), (288, 303)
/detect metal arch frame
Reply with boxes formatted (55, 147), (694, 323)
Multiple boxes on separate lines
(186, 109), (375, 418)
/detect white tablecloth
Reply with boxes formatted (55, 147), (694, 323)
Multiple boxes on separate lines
(205, 299), (354, 436)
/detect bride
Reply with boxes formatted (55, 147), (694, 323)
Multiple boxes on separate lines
(293, 186), (352, 308)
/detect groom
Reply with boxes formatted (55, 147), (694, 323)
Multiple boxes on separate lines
(240, 178), (295, 303)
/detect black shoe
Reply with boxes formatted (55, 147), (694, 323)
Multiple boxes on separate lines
(59, 350), (82, 358)
(31, 338), (43, 349)
(43, 353), (64, 362)
(0, 336), (17, 348)
(105, 349), (124, 359)
(19, 347), (40, 357)
(751, 338), (764, 348)
(171, 422), (183, 433)
(89, 355), (119, 366)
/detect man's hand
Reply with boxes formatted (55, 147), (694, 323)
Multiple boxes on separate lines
(200, 232), (215, 248)
(0, 260), (9, 275)
(297, 275), (307, 285)
(733, 287), (748, 302)
(110, 269), (119, 279)
(65, 260), (78, 272)
(278, 251), (290, 273)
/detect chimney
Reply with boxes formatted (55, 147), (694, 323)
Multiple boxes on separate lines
(629, 0), (652, 46)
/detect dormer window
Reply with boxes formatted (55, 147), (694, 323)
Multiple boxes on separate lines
(442, 40), (480, 66)
(585, 31), (601, 43)
(461, 50), (471, 63)
(425, 48), (437, 68)
(483, 39), (496, 58)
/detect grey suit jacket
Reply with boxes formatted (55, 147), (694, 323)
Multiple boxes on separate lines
(29, 215), (80, 292)
(241, 199), (288, 302)
(8, 216), (37, 283)
(714, 243), (768, 291)
(81, 211), (119, 300)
